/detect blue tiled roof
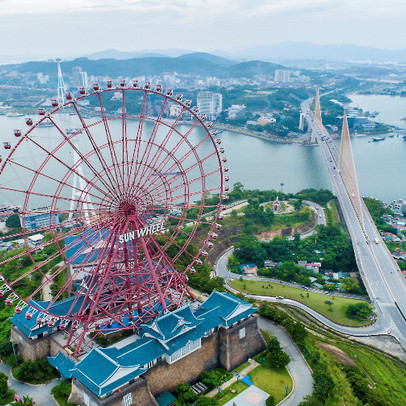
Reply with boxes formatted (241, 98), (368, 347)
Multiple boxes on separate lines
(72, 347), (146, 397)
(9, 296), (84, 338)
(140, 305), (201, 342)
(51, 291), (256, 398)
(195, 291), (256, 328)
(48, 352), (75, 378)
(65, 228), (110, 265)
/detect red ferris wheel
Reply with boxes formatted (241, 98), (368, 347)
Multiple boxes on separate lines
(0, 81), (228, 354)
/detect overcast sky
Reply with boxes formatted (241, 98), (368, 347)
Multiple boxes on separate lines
(1, 0), (405, 60)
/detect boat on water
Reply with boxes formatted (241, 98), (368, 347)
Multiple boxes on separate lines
(6, 112), (23, 117)
(372, 136), (385, 142)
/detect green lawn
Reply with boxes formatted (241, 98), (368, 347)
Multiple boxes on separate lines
(249, 365), (292, 403)
(229, 279), (373, 327)
(215, 381), (249, 406)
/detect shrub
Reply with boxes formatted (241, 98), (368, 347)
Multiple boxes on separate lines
(51, 378), (72, 398)
(266, 394), (276, 406)
(201, 368), (232, 390)
(346, 302), (372, 320)
(174, 383), (197, 404)
(14, 358), (59, 384)
(0, 371), (14, 402)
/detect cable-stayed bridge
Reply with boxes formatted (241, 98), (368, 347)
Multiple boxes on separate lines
(302, 93), (406, 347)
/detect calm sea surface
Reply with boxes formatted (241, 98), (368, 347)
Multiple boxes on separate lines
(0, 94), (405, 204)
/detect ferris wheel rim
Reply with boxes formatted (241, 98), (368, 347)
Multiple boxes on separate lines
(0, 84), (227, 337)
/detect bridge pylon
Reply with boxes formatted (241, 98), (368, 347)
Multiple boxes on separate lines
(311, 87), (322, 143)
(339, 111), (363, 225)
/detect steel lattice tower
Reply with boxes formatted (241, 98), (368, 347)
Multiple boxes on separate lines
(311, 87), (322, 143)
(56, 58), (66, 106)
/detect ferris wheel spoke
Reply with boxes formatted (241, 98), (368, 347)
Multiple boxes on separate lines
(0, 185), (109, 213)
(137, 119), (199, 192)
(128, 91), (149, 198)
(145, 231), (194, 274)
(70, 103), (122, 195)
(45, 224), (117, 306)
(96, 92), (124, 193)
(8, 159), (108, 206)
(126, 139), (187, 199)
(136, 233), (168, 311)
(131, 97), (169, 188)
(64, 223), (122, 320)
(0, 215), (82, 243)
(8, 222), (114, 291)
(139, 139), (208, 197)
(24, 132), (115, 201)
(121, 90), (129, 187)
(148, 165), (220, 204)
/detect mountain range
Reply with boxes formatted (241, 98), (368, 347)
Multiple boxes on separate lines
(11, 52), (285, 78)
(82, 43), (406, 63)
(241, 42), (406, 61)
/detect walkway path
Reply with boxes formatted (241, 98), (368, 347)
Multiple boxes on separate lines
(206, 359), (259, 398)
(41, 260), (65, 302)
(0, 362), (58, 405)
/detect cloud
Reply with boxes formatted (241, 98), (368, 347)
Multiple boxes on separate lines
(0, 0), (405, 20)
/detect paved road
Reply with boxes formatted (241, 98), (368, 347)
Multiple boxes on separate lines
(216, 249), (388, 336)
(288, 200), (326, 240)
(216, 248), (368, 301)
(258, 317), (313, 406)
(0, 362), (58, 405)
(302, 97), (406, 346)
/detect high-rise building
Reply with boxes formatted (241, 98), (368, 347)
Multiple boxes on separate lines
(197, 92), (222, 120)
(299, 112), (305, 130)
(169, 103), (182, 117)
(20, 207), (60, 231)
(274, 69), (290, 83)
(72, 67), (88, 89)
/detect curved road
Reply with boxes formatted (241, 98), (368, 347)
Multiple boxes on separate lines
(0, 362), (58, 405)
(216, 249), (390, 337)
(258, 317), (313, 405)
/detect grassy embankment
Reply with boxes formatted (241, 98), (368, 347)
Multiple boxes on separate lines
(324, 200), (341, 227)
(229, 279), (373, 327)
(303, 315), (406, 405)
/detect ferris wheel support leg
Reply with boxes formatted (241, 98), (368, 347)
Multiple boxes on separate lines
(138, 236), (168, 312)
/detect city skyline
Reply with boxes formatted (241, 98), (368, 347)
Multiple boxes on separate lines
(1, 0), (406, 61)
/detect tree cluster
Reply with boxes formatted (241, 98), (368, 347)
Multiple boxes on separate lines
(173, 383), (197, 405)
(232, 224), (356, 273)
(14, 358), (59, 384)
(264, 336), (290, 368)
(346, 302), (372, 320)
